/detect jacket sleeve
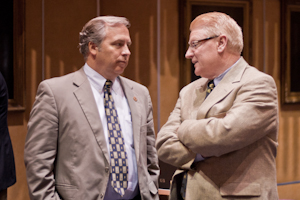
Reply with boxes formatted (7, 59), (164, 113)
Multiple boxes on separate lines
(145, 91), (160, 199)
(156, 74), (278, 168)
(24, 81), (61, 200)
(177, 75), (278, 158)
(155, 89), (196, 170)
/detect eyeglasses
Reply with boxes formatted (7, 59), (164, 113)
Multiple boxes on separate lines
(189, 35), (219, 49)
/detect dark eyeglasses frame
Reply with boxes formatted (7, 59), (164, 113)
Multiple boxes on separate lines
(189, 35), (219, 49)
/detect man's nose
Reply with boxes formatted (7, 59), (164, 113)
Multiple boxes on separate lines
(185, 47), (193, 59)
(122, 45), (131, 56)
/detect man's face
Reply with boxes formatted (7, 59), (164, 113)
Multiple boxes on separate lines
(94, 24), (131, 80)
(185, 28), (220, 79)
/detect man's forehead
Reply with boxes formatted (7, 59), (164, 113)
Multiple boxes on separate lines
(190, 18), (205, 29)
(189, 28), (206, 40)
(105, 25), (131, 40)
(106, 24), (128, 32)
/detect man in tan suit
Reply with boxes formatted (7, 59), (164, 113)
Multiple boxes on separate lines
(24, 16), (159, 200)
(156, 12), (279, 200)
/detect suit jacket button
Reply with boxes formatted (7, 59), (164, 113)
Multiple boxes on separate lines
(105, 167), (109, 173)
(100, 193), (104, 198)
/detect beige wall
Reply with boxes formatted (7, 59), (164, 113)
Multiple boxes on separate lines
(6, 0), (300, 199)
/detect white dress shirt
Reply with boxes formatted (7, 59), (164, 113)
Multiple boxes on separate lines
(84, 64), (139, 199)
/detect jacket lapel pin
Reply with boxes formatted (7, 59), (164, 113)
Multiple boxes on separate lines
(133, 97), (138, 102)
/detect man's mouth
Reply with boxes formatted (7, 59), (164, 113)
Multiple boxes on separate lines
(117, 60), (127, 64)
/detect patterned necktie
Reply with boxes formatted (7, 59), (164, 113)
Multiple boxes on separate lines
(103, 80), (128, 196)
(180, 172), (187, 199)
(206, 80), (215, 97)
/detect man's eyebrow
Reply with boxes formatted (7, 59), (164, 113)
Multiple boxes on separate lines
(114, 39), (131, 45)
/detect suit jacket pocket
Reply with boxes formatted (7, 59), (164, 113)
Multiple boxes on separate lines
(56, 183), (78, 199)
(148, 180), (158, 195)
(220, 182), (261, 197)
(140, 121), (154, 134)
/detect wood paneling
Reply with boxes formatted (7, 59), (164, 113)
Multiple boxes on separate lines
(6, 0), (300, 199)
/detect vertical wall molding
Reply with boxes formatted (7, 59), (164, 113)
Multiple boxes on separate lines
(263, 0), (266, 73)
(157, 0), (161, 131)
(42, 0), (45, 80)
(97, 0), (100, 16)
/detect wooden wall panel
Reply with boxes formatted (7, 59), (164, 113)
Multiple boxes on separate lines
(7, 1), (98, 200)
(44, 0), (97, 79)
(159, 0), (180, 127)
(6, 0), (300, 199)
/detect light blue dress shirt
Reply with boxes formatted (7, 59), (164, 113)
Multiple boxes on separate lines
(84, 64), (139, 200)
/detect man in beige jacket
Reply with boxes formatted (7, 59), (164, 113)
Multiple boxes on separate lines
(25, 16), (159, 200)
(156, 12), (279, 200)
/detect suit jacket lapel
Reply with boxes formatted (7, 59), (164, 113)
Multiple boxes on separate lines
(119, 77), (141, 162)
(197, 57), (249, 119)
(189, 78), (207, 119)
(72, 68), (110, 163)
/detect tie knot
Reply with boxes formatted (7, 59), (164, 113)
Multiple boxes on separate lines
(206, 80), (215, 95)
(104, 80), (112, 90)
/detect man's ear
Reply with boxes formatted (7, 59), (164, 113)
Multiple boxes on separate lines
(88, 42), (98, 56)
(217, 35), (227, 53)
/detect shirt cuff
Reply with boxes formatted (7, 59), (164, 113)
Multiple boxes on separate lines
(194, 153), (205, 162)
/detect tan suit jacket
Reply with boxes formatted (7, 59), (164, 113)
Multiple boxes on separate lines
(24, 68), (159, 200)
(156, 57), (279, 200)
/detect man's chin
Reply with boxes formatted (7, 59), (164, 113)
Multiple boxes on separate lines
(194, 69), (202, 77)
(115, 66), (126, 75)
(117, 62), (127, 69)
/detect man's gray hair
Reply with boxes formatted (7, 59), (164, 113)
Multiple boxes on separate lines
(78, 16), (130, 61)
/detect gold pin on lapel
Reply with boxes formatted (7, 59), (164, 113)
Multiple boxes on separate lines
(133, 97), (138, 102)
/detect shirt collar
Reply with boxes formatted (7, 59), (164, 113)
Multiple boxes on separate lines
(213, 57), (240, 86)
(83, 63), (122, 94)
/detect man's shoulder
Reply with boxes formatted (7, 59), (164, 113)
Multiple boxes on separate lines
(244, 65), (275, 82)
(46, 71), (77, 82)
(180, 77), (207, 93)
(119, 76), (148, 90)
(228, 57), (275, 84)
(41, 68), (84, 85)
(37, 69), (86, 94)
(236, 57), (271, 78)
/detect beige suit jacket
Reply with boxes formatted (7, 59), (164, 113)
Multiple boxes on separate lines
(156, 57), (279, 200)
(24, 68), (159, 200)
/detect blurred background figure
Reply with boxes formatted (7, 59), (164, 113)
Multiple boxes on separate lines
(0, 72), (16, 200)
